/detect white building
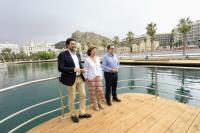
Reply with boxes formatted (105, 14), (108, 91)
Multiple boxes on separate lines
(22, 41), (56, 55)
(174, 20), (200, 47)
(0, 43), (20, 53)
(155, 33), (171, 46)
(121, 35), (160, 53)
(133, 35), (160, 52)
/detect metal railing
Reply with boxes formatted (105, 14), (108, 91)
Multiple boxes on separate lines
(0, 65), (200, 132)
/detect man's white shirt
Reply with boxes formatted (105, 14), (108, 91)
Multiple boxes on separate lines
(68, 50), (80, 76)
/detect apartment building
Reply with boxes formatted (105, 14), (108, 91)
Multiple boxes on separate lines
(174, 20), (200, 48)
(22, 41), (55, 55)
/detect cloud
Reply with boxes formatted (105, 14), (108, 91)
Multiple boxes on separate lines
(0, 0), (199, 44)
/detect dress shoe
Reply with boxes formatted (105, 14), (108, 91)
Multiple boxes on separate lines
(79, 113), (92, 119)
(113, 97), (121, 102)
(98, 103), (105, 109)
(106, 100), (112, 106)
(71, 115), (79, 123)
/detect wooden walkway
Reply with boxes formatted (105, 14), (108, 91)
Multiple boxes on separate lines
(27, 93), (200, 133)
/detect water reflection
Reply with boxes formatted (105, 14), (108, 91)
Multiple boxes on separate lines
(171, 69), (200, 80)
(144, 68), (193, 103)
(147, 82), (156, 95)
(175, 70), (192, 103)
(0, 64), (199, 105)
(147, 69), (156, 95)
(0, 62), (58, 89)
(0, 67), (8, 74)
(119, 67), (137, 90)
(128, 80), (135, 89)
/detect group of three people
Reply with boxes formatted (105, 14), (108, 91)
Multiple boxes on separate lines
(58, 38), (121, 123)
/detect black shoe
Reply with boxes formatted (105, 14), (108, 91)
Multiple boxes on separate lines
(106, 100), (112, 106)
(113, 97), (121, 102)
(79, 113), (92, 119)
(71, 115), (79, 123)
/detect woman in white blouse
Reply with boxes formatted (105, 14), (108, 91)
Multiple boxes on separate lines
(84, 46), (105, 111)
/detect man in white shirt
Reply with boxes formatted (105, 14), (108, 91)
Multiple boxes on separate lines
(58, 38), (91, 123)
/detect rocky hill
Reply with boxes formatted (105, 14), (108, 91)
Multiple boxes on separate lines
(55, 31), (111, 49)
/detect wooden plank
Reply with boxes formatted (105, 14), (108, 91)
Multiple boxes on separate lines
(28, 93), (150, 133)
(105, 98), (165, 133)
(80, 97), (163, 133)
(27, 93), (200, 133)
(126, 99), (174, 133)
(143, 101), (187, 133)
(187, 110), (200, 133)
(60, 94), (157, 133)
(165, 106), (199, 133)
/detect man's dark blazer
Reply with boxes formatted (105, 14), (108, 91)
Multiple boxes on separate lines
(58, 50), (85, 86)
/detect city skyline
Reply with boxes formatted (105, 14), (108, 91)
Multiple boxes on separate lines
(0, 0), (200, 45)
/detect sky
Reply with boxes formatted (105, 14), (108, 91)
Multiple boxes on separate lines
(0, 0), (200, 45)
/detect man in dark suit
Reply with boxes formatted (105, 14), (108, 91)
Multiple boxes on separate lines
(58, 38), (91, 123)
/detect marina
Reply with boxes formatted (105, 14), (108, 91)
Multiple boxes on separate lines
(1, 63), (200, 132)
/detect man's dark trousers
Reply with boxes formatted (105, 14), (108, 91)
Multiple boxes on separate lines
(104, 72), (118, 101)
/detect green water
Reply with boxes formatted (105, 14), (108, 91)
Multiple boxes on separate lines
(0, 62), (200, 132)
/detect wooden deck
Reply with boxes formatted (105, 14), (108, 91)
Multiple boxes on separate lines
(27, 93), (200, 133)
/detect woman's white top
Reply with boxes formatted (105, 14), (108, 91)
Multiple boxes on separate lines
(84, 56), (103, 80)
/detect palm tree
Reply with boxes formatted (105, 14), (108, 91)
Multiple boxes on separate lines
(170, 29), (175, 50)
(177, 17), (192, 56)
(1, 48), (12, 61)
(11, 52), (16, 62)
(16, 50), (28, 61)
(101, 39), (107, 53)
(0, 53), (6, 63)
(174, 40), (183, 49)
(146, 22), (157, 56)
(113, 36), (120, 53)
(136, 40), (141, 52)
(144, 37), (147, 52)
(126, 31), (134, 53)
